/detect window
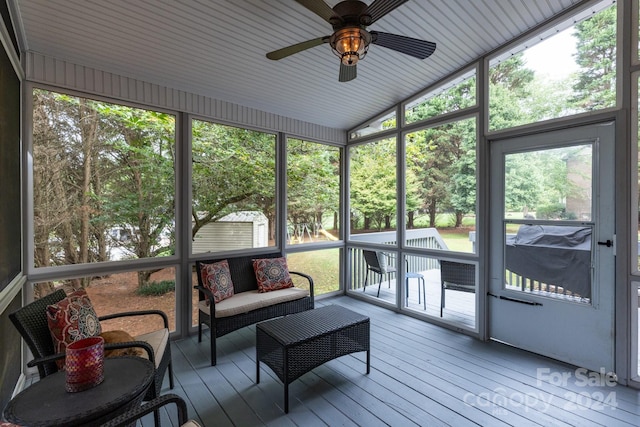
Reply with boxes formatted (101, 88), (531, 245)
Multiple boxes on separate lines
(503, 144), (593, 303)
(489, 1), (616, 131)
(349, 138), (397, 244)
(405, 117), (477, 253)
(32, 89), (176, 268)
(191, 120), (276, 253)
(349, 109), (396, 141)
(286, 138), (340, 245)
(405, 68), (476, 125)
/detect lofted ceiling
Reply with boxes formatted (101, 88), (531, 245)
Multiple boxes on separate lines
(12, 0), (584, 130)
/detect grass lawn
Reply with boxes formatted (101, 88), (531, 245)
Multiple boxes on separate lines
(287, 248), (340, 295)
(439, 228), (474, 253)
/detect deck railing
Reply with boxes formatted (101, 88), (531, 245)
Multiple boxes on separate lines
(349, 228), (447, 289)
(505, 270), (590, 301)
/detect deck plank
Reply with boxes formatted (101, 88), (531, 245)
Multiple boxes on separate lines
(153, 295), (639, 427)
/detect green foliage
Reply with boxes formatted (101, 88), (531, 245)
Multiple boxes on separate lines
(536, 203), (576, 220)
(349, 139), (398, 230)
(406, 117), (476, 228)
(287, 139), (340, 228)
(135, 280), (175, 296)
(571, 5), (616, 111)
(405, 76), (476, 124)
(504, 145), (589, 217)
(32, 89), (176, 279)
(489, 55), (535, 130)
(504, 153), (543, 211)
(191, 121), (276, 238)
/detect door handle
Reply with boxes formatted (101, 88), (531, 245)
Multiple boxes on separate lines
(597, 240), (613, 247)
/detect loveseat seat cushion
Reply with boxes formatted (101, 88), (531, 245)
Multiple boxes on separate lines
(198, 287), (309, 318)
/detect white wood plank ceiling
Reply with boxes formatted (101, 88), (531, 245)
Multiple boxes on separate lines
(12, 0), (586, 130)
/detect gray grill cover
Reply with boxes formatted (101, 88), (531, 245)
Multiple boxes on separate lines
(505, 225), (591, 299)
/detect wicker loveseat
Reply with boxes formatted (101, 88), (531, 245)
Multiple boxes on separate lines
(195, 252), (314, 365)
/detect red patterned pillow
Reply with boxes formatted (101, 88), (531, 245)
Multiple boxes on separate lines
(253, 257), (294, 292)
(200, 260), (235, 304)
(46, 289), (102, 368)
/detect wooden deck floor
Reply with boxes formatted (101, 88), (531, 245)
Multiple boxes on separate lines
(136, 296), (640, 426)
(356, 269), (476, 329)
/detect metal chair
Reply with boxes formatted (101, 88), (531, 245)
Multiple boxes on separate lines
(362, 251), (425, 308)
(440, 260), (476, 316)
(362, 250), (397, 297)
(9, 288), (174, 427)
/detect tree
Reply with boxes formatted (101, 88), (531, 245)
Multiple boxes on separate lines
(95, 105), (176, 287)
(504, 153), (543, 213)
(191, 121), (276, 240)
(449, 121), (477, 227)
(405, 78), (479, 229)
(350, 139), (397, 231)
(33, 89), (177, 288)
(571, 5), (616, 111)
(287, 139), (340, 237)
(489, 55), (535, 130)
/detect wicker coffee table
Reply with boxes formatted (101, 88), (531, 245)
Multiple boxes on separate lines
(256, 304), (370, 413)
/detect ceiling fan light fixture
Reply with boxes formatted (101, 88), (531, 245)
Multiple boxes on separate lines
(330, 27), (371, 66)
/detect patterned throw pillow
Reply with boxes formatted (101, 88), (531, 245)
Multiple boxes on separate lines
(46, 288), (102, 368)
(200, 260), (235, 304)
(253, 257), (294, 292)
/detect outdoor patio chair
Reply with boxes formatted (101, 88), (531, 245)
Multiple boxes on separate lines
(103, 393), (201, 427)
(362, 251), (425, 307)
(9, 288), (174, 427)
(440, 260), (476, 316)
(362, 250), (397, 297)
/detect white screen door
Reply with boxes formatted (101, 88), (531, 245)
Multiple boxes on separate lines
(489, 122), (615, 373)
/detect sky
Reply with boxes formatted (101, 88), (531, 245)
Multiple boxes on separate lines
(522, 28), (579, 81)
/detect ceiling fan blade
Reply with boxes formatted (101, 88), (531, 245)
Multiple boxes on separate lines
(294, 0), (336, 24)
(370, 31), (436, 59)
(266, 36), (330, 60)
(365, 0), (409, 24)
(339, 63), (357, 82)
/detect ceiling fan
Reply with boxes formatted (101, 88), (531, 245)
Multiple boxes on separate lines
(266, 0), (436, 82)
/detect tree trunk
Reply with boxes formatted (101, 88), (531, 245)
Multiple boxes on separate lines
(428, 200), (437, 228)
(455, 211), (464, 228)
(138, 270), (153, 289)
(78, 99), (97, 268)
(407, 211), (415, 229)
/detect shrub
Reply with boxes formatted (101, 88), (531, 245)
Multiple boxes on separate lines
(136, 280), (175, 296)
(536, 203), (577, 220)
(536, 203), (565, 220)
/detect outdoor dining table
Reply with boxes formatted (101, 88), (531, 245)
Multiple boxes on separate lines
(2, 356), (154, 427)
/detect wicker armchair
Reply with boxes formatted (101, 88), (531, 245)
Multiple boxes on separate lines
(440, 260), (476, 316)
(9, 288), (174, 426)
(103, 394), (201, 427)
